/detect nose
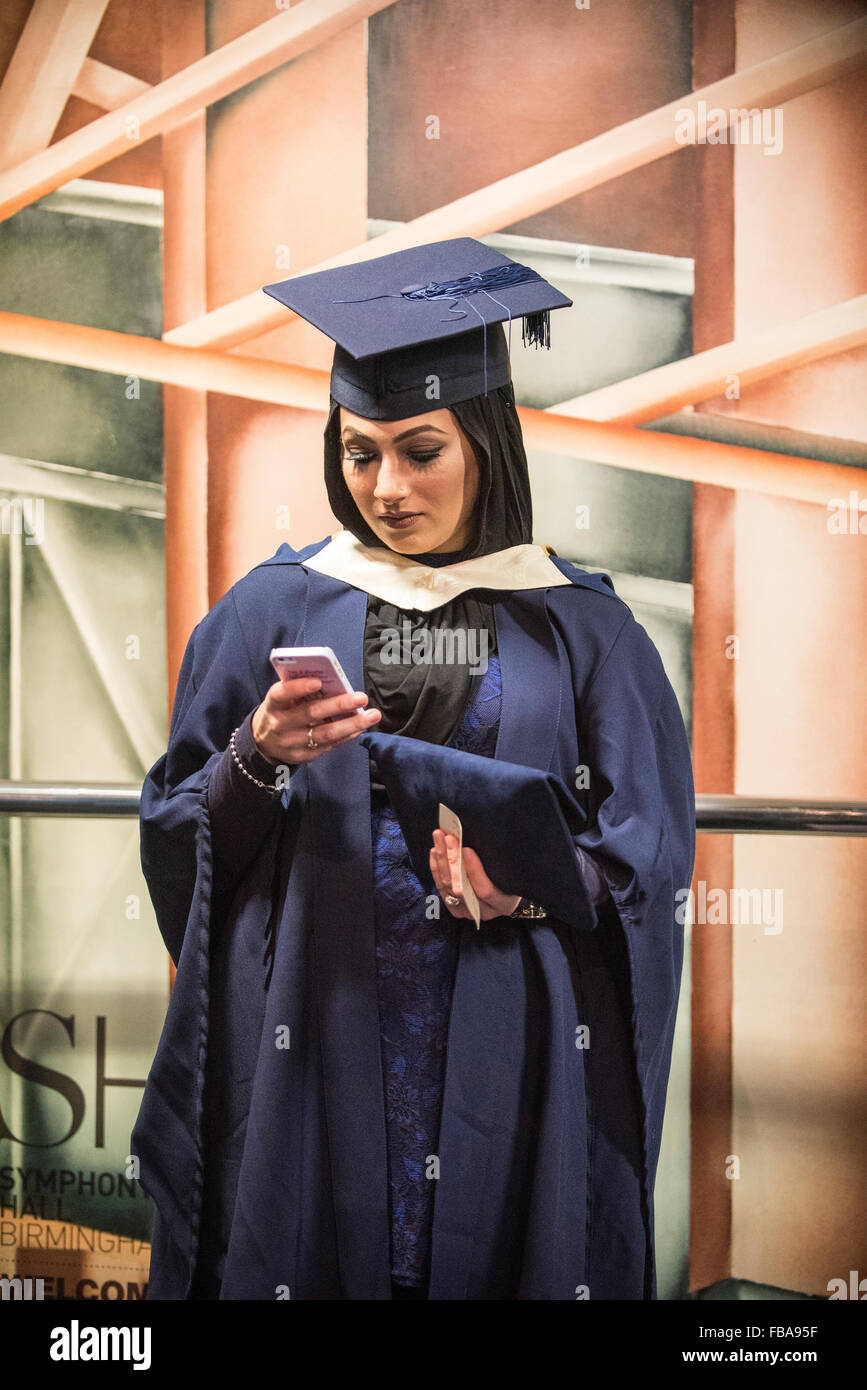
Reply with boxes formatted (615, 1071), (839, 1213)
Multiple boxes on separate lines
(372, 451), (409, 502)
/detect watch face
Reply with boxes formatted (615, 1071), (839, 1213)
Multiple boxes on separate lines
(511, 900), (547, 919)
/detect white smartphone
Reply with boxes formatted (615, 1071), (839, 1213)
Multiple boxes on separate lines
(269, 646), (355, 722)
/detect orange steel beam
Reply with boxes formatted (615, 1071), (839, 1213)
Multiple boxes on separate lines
(0, 0), (110, 172)
(2, 309), (863, 508)
(0, 311), (326, 408)
(514, 406), (865, 507)
(164, 15), (867, 350)
(0, 0), (399, 220)
(72, 56), (151, 111)
(552, 294), (867, 423)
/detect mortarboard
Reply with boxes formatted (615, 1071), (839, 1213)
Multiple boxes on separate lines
(357, 727), (596, 929)
(262, 237), (572, 420)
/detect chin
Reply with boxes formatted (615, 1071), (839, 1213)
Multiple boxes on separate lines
(388, 534), (433, 553)
(372, 525), (435, 553)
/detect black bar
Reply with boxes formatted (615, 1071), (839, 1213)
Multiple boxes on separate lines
(1, 783), (867, 835)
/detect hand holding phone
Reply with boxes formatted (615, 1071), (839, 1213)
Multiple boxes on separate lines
(251, 646), (381, 766)
(270, 647), (354, 721)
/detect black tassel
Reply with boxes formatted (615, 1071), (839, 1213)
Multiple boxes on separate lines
(521, 309), (550, 350)
(398, 262), (543, 302)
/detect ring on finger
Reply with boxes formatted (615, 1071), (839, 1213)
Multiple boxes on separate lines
(443, 892), (461, 906)
(306, 725), (318, 750)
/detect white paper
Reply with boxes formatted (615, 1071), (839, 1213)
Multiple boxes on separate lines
(438, 802), (481, 929)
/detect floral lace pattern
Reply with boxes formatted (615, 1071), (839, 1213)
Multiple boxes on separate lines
(372, 656), (501, 1286)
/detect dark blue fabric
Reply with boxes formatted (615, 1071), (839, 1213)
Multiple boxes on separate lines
(360, 726), (591, 927)
(373, 655), (501, 1287)
(132, 537), (694, 1300)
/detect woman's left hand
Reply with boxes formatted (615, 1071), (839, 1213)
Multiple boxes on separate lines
(429, 829), (522, 921)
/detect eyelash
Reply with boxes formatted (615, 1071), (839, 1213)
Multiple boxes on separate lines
(344, 449), (442, 468)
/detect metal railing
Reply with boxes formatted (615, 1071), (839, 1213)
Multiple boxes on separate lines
(0, 782), (141, 816)
(0, 782), (866, 834)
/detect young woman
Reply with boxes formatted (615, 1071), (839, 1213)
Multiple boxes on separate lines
(132, 241), (694, 1300)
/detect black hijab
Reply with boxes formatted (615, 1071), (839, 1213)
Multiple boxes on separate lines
(322, 381), (533, 744)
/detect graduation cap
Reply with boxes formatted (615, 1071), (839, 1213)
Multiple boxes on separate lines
(262, 237), (572, 420)
(357, 728), (596, 929)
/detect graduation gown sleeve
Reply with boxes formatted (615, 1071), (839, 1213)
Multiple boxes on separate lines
(138, 589), (288, 964)
(133, 584), (292, 1296)
(566, 600), (695, 1286)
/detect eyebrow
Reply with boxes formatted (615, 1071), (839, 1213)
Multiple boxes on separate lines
(341, 425), (449, 445)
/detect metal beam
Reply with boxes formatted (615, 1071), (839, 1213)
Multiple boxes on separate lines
(0, 309), (328, 408)
(0, 782), (141, 816)
(162, 16), (867, 349)
(553, 295), (867, 423)
(2, 309), (865, 506)
(0, 0), (400, 220)
(71, 56), (151, 111)
(696, 796), (867, 836)
(0, 451), (164, 515)
(0, 0), (110, 172)
(514, 406), (867, 507)
(2, 782), (866, 833)
(35, 525), (163, 770)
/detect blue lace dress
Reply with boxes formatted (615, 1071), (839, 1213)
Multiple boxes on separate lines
(371, 653), (502, 1288)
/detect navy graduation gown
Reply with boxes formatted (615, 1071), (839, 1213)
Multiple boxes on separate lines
(131, 539), (694, 1300)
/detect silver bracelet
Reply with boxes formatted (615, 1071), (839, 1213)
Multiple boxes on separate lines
(229, 726), (283, 796)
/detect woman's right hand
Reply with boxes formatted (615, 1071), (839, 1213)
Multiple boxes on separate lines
(251, 677), (381, 767)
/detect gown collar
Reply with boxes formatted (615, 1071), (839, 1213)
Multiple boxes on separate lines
(303, 530), (571, 612)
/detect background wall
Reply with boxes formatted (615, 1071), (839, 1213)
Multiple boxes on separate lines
(689, 0), (867, 1295)
(0, 192), (166, 1295)
(0, 0), (865, 1301)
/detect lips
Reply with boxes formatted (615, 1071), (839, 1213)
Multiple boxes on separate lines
(378, 512), (422, 529)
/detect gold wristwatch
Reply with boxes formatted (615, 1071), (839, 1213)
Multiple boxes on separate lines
(510, 898), (548, 919)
